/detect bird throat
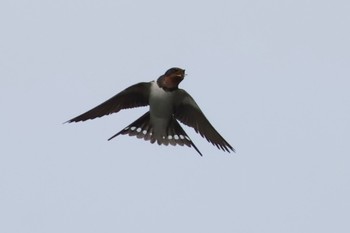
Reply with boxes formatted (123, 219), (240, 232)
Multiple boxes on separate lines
(157, 75), (179, 92)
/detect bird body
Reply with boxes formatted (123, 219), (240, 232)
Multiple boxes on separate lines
(66, 67), (235, 156)
(149, 80), (174, 139)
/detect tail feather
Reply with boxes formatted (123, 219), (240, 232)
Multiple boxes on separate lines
(108, 111), (202, 156)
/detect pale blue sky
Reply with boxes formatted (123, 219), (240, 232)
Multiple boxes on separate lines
(1, 0), (349, 232)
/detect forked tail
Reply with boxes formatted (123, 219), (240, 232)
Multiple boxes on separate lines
(108, 111), (202, 156)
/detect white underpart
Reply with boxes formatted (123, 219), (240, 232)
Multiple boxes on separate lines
(149, 81), (175, 138)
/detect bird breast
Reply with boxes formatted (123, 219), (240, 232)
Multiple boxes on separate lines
(149, 81), (175, 119)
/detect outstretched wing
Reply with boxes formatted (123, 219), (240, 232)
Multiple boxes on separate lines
(174, 89), (235, 153)
(66, 82), (151, 123)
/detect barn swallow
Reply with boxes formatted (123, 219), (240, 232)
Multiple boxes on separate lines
(66, 67), (235, 156)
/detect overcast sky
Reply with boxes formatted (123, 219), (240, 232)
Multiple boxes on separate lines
(1, 0), (349, 232)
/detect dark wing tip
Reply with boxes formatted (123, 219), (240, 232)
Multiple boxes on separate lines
(64, 117), (80, 124)
(212, 138), (235, 154)
(222, 142), (235, 153)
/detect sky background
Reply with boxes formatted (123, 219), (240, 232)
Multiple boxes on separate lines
(1, 0), (350, 232)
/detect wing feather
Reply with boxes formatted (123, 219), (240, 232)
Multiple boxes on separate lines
(66, 82), (150, 123)
(174, 90), (235, 153)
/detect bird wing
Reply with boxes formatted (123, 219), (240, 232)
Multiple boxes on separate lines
(174, 89), (235, 153)
(66, 82), (151, 123)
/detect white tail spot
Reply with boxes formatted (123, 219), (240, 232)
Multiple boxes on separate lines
(136, 128), (142, 132)
(174, 135), (179, 140)
(168, 135), (173, 140)
(130, 126), (136, 131)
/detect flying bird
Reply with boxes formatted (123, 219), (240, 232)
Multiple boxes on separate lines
(66, 67), (235, 156)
